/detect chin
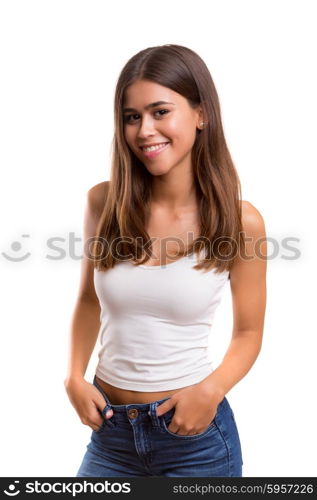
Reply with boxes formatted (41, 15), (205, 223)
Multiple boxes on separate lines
(146, 165), (172, 176)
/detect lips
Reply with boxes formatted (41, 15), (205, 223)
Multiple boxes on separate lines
(140, 142), (171, 158)
(139, 141), (170, 150)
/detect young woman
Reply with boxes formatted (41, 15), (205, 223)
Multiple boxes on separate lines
(65, 44), (267, 477)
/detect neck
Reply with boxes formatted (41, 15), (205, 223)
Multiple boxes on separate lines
(150, 170), (197, 212)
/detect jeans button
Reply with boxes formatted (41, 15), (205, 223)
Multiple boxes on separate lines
(128, 409), (138, 419)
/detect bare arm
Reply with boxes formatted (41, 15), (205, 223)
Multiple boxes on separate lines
(64, 299), (101, 383)
(64, 181), (109, 386)
(199, 200), (267, 399)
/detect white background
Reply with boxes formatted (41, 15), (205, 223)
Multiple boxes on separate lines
(0, 0), (316, 477)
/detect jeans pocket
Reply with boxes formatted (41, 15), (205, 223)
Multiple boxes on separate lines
(95, 418), (107, 434)
(161, 410), (216, 439)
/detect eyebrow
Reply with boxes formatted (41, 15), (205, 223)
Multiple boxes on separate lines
(122, 101), (175, 113)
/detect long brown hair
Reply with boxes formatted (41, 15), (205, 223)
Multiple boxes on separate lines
(92, 44), (245, 274)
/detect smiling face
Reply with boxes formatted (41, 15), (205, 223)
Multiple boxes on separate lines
(122, 80), (203, 177)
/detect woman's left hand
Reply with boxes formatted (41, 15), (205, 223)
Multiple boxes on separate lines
(156, 382), (224, 435)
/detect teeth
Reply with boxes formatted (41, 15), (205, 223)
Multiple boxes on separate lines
(143, 142), (169, 152)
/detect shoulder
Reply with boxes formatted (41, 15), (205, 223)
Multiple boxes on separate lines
(229, 200), (267, 280)
(87, 181), (110, 216)
(240, 200), (266, 236)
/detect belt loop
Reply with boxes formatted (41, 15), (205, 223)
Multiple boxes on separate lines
(149, 398), (170, 428)
(101, 404), (116, 427)
(149, 401), (161, 428)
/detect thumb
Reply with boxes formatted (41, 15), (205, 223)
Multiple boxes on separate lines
(156, 398), (175, 417)
(97, 399), (113, 419)
(105, 408), (113, 419)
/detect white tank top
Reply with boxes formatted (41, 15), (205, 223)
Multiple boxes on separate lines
(94, 250), (229, 391)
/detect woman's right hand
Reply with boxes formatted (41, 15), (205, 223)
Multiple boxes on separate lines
(64, 377), (113, 432)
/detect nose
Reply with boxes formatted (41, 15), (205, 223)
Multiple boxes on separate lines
(137, 116), (156, 139)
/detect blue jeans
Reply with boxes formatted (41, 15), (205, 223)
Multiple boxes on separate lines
(76, 375), (243, 477)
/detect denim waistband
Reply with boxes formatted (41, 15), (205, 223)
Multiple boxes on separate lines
(92, 374), (231, 426)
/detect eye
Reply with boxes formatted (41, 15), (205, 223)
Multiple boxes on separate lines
(123, 109), (170, 124)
